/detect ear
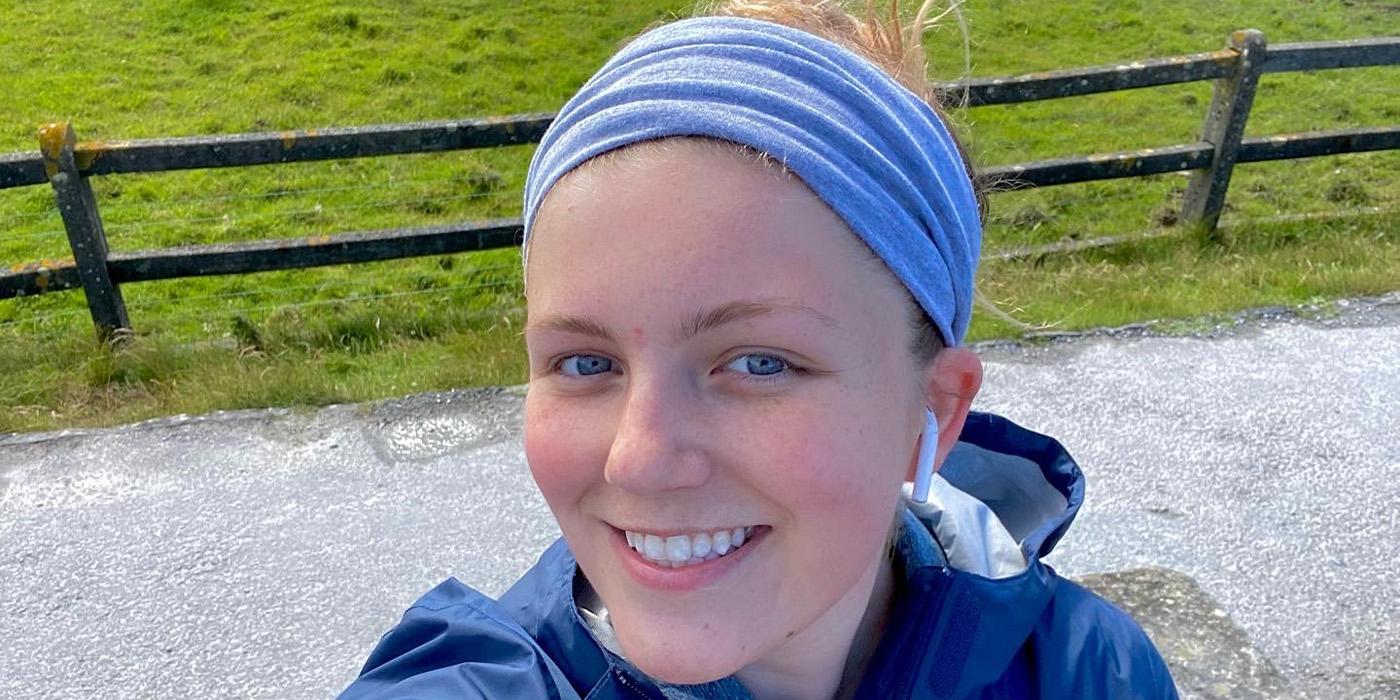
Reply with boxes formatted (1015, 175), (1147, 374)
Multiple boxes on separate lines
(905, 347), (983, 481)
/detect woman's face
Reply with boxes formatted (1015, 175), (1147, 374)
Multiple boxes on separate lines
(523, 142), (926, 684)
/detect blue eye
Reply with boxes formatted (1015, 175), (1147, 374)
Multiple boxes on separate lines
(558, 354), (614, 376)
(725, 353), (789, 377)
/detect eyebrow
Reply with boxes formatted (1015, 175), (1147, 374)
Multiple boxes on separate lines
(525, 298), (838, 343)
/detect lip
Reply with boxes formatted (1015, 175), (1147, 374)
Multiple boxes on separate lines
(610, 525), (769, 592)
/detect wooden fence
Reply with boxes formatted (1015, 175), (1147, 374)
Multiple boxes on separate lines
(0, 30), (1396, 340)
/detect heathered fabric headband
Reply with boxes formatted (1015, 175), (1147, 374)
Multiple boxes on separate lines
(522, 16), (981, 345)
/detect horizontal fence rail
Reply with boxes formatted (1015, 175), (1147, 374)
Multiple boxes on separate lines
(949, 35), (1400, 106)
(0, 116), (555, 189)
(0, 31), (1396, 340)
(951, 49), (1239, 106)
(1261, 36), (1400, 74)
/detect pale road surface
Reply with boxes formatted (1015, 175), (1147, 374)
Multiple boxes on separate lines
(1, 296), (1396, 700)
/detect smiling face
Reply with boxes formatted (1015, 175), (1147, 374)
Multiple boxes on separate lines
(522, 140), (929, 687)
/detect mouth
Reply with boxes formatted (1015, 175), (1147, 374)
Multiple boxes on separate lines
(620, 526), (762, 569)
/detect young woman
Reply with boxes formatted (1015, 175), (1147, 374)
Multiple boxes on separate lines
(341, 2), (1177, 698)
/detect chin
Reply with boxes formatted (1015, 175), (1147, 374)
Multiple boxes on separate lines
(629, 653), (738, 686)
(615, 623), (752, 685)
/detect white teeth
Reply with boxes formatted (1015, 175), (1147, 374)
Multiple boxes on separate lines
(692, 532), (712, 558)
(665, 536), (691, 562)
(643, 534), (665, 561)
(712, 530), (730, 555)
(625, 526), (758, 568)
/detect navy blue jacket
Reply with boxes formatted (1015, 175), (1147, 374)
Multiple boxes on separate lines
(341, 412), (1178, 699)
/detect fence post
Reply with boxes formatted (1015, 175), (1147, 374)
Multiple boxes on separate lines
(1180, 29), (1267, 237)
(39, 122), (130, 341)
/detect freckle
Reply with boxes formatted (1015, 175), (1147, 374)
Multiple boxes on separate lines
(785, 631), (795, 639)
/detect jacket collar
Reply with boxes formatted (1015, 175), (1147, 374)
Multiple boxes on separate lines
(497, 538), (614, 695)
(859, 411), (1082, 698)
(855, 508), (1057, 698)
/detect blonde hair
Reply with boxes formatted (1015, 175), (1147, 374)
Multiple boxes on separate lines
(699, 1), (962, 101)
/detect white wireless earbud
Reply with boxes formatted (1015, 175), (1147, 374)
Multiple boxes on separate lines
(910, 408), (939, 504)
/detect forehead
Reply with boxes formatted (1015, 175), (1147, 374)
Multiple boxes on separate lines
(524, 141), (903, 326)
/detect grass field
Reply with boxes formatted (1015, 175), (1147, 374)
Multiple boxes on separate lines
(0, 0), (1396, 433)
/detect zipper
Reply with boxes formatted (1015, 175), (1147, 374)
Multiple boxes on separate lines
(612, 667), (657, 699)
(897, 567), (956, 699)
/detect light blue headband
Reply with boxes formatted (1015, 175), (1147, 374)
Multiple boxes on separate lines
(522, 16), (981, 345)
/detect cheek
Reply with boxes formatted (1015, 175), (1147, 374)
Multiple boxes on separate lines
(758, 406), (908, 528)
(750, 422), (902, 592)
(523, 395), (610, 513)
(759, 379), (917, 565)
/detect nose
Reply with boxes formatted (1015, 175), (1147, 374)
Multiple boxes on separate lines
(603, 376), (711, 494)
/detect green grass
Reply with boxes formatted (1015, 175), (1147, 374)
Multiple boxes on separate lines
(0, 0), (1396, 433)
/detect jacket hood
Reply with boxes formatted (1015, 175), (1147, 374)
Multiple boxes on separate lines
(942, 411), (1085, 562)
(498, 410), (1088, 699)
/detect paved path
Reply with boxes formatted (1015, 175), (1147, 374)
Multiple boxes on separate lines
(2, 298), (1396, 699)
